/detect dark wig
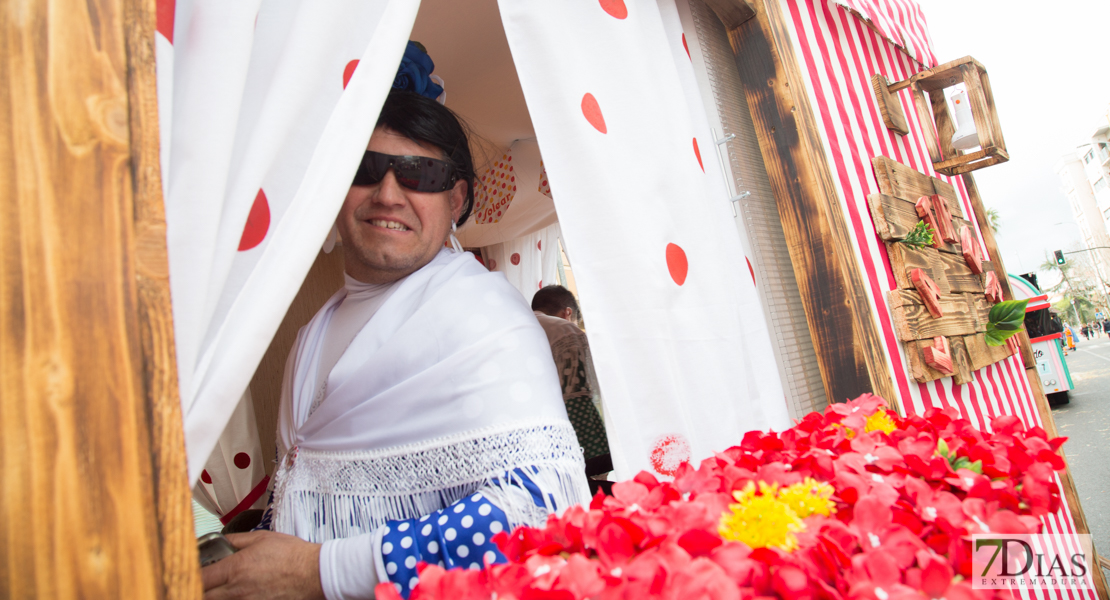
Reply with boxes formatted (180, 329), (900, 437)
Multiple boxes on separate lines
(376, 90), (475, 226)
(532, 285), (580, 317)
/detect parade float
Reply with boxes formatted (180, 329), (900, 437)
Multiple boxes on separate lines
(2, 0), (1105, 598)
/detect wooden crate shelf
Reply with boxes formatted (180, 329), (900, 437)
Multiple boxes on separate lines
(874, 56), (1008, 176)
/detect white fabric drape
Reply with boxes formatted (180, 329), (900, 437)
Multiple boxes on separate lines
(498, 0), (791, 479)
(156, 0), (420, 484)
(481, 223), (562, 305)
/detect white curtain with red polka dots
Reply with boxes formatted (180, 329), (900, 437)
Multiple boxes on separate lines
(498, 0), (792, 479)
(155, 0), (420, 506)
(481, 224), (562, 306)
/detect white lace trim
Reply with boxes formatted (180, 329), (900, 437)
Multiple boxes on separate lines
(271, 420), (589, 542)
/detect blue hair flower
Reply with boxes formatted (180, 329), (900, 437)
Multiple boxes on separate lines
(393, 41), (444, 100)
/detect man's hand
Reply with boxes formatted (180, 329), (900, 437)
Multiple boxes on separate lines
(202, 531), (325, 600)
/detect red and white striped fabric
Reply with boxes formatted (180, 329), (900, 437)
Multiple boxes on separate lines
(781, 1), (1093, 596)
(829, 0), (937, 67)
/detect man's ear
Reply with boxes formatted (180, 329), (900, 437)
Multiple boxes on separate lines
(449, 179), (467, 224)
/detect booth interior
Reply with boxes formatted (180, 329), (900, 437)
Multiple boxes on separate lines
(246, 0), (594, 478)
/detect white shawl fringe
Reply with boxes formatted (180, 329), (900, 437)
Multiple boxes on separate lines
(271, 421), (590, 542)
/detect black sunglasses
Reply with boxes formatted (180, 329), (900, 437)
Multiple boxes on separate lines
(352, 151), (459, 193)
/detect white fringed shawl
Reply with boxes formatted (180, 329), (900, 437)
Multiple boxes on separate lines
(271, 249), (590, 542)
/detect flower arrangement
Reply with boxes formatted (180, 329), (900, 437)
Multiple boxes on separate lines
(377, 394), (1067, 600)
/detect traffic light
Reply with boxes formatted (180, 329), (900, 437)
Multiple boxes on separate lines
(1054, 250), (1066, 265)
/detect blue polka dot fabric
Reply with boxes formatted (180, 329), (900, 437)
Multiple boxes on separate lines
(379, 469), (547, 598)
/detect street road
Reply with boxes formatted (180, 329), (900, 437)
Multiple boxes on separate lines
(1051, 333), (1110, 582)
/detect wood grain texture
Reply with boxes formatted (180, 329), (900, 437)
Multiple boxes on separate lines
(866, 193), (966, 255)
(249, 248), (346, 475)
(872, 156), (964, 219)
(123, 0), (201, 596)
(888, 290), (981, 340)
(728, 0), (897, 409)
(962, 333), (1015, 372)
(887, 243), (983, 294)
(871, 74), (908, 136)
(948, 335), (973, 385)
(0, 0), (195, 597)
(702, 0), (756, 29)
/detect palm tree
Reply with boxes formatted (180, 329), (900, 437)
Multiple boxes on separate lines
(985, 207), (1001, 233)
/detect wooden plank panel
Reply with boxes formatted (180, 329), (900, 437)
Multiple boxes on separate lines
(888, 290), (978, 340)
(949, 335), (973, 385)
(907, 335), (974, 384)
(964, 333), (1015, 372)
(730, 0), (897, 408)
(886, 243), (983, 294)
(0, 0), (198, 597)
(930, 177), (964, 220)
(866, 192), (964, 255)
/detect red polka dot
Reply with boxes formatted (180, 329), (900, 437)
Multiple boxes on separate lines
(538, 281), (543, 290)
(238, 189), (271, 251)
(343, 60), (359, 89)
(537, 240), (542, 251)
(581, 93), (607, 134)
(233, 452), (251, 469)
(682, 33), (690, 61)
(649, 434), (690, 477)
(746, 257), (755, 285)
(599, 0), (628, 19)
(692, 138), (704, 173)
(156, 0), (175, 43)
(666, 243), (688, 286)
(489, 259), (497, 270)
(511, 253), (521, 266)
(200, 469), (212, 484)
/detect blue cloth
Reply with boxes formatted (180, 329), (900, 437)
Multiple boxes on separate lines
(380, 469), (547, 598)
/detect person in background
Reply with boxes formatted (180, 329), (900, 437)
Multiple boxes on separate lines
(530, 285), (612, 489)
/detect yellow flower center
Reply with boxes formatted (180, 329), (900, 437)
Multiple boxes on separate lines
(718, 478), (836, 551)
(864, 410), (896, 435)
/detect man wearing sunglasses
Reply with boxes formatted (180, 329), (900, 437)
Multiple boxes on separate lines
(201, 91), (590, 599)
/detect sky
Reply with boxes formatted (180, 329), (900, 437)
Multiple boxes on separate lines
(918, 0), (1110, 289)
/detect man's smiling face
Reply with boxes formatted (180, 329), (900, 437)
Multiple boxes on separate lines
(337, 126), (466, 284)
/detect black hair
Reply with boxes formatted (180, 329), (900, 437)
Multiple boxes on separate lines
(376, 90), (475, 226)
(532, 285), (579, 317)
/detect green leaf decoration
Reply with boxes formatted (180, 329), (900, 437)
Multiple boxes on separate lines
(936, 438), (950, 458)
(900, 220), (935, 250)
(985, 299), (1028, 346)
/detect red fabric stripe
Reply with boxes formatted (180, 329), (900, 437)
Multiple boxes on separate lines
(219, 475), (271, 526)
(794, 1), (913, 408)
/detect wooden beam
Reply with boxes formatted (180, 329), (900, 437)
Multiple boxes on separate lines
(871, 74), (909, 136)
(727, 0), (897, 408)
(123, 0), (201, 596)
(702, 0), (756, 29)
(0, 0), (198, 597)
(963, 333), (1016, 372)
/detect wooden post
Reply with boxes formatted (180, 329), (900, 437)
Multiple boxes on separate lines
(962, 174), (1109, 599)
(0, 0), (199, 597)
(723, 0), (898, 408)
